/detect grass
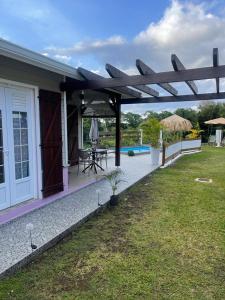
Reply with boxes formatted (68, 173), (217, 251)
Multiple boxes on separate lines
(1, 146), (225, 299)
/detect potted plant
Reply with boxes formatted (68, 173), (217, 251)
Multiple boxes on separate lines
(141, 118), (162, 165)
(103, 168), (125, 206)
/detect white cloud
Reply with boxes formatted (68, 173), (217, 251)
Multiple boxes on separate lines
(53, 54), (72, 64)
(46, 35), (126, 55)
(0, 33), (10, 41)
(45, 0), (225, 71)
(0, 0), (47, 21)
(0, 0), (78, 45)
(43, 0), (225, 113)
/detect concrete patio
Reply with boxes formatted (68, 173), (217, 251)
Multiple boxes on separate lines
(0, 152), (160, 276)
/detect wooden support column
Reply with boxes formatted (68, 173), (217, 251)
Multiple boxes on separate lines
(162, 142), (166, 166)
(115, 97), (121, 167)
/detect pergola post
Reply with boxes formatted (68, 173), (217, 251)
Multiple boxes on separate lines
(115, 97), (121, 166)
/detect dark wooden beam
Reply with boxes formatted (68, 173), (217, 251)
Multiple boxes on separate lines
(61, 65), (225, 91)
(106, 63), (159, 97)
(120, 92), (225, 104)
(213, 48), (219, 93)
(171, 54), (198, 94)
(115, 97), (121, 167)
(136, 59), (178, 96)
(82, 115), (116, 118)
(78, 67), (141, 98)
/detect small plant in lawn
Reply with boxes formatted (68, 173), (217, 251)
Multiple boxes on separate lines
(103, 168), (125, 206)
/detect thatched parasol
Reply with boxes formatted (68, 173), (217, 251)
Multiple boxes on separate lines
(160, 114), (193, 131)
(204, 117), (225, 125)
(205, 117), (225, 147)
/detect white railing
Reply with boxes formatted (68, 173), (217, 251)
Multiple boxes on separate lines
(162, 138), (201, 165)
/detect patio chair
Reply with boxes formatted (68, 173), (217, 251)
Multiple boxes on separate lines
(77, 149), (92, 175)
(208, 135), (216, 146)
(221, 137), (225, 147)
(96, 145), (108, 168)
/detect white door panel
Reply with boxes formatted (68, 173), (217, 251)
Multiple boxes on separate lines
(0, 86), (35, 209)
(0, 87), (10, 210)
(5, 87), (34, 205)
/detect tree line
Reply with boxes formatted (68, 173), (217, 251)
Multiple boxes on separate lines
(83, 102), (225, 144)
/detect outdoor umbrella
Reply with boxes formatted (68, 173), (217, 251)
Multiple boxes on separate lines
(204, 117), (225, 125)
(160, 114), (193, 132)
(205, 117), (225, 146)
(89, 118), (99, 147)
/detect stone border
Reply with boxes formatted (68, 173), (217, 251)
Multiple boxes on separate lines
(0, 204), (106, 279)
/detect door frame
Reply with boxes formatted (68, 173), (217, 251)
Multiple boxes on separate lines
(0, 77), (42, 201)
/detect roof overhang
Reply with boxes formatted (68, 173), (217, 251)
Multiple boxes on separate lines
(0, 38), (81, 79)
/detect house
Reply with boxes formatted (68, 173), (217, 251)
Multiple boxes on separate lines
(0, 39), (220, 212)
(0, 39), (132, 211)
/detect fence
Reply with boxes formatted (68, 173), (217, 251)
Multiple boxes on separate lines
(162, 139), (201, 165)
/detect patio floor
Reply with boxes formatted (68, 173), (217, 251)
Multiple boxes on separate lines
(0, 152), (160, 275)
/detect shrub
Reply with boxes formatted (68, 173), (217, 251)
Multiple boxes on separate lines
(140, 118), (162, 148)
(128, 150), (135, 156)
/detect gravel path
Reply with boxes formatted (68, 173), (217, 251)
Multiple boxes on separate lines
(0, 154), (159, 275)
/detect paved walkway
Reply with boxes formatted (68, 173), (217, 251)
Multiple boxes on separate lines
(0, 153), (160, 275)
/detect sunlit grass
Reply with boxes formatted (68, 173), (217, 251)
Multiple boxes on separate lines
(0, 146), (225, 299)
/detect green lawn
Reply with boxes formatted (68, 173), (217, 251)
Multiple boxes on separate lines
(1, 147), (225, 299)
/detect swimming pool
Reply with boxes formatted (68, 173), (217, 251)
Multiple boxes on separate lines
(120, 145), (151, 154)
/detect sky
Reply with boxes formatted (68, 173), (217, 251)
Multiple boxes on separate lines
(1, 0), (225, 114)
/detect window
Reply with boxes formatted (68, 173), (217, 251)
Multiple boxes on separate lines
(13, 112), (29, 180)
(0, 111), (4, 183)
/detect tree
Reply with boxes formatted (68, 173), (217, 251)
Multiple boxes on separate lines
(122, 112), (143, 129)
(144, 111), (160, 120)
(175, 108), (198, 126)
(158, 111), (173, 120)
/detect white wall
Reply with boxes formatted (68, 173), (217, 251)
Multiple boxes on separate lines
(164, 139), (201, 163)
(165, 141), (182, 161)
(181, 139), (201, 151)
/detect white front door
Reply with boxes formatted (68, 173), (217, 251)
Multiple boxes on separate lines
(0, 87), (10, 210)
(0, 85), (35, 209)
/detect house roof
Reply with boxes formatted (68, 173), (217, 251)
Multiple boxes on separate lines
(0, 38), (81, 79)
(0, 38), (136, 98)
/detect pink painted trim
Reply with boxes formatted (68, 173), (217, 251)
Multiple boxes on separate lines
(0, 177), (103, 226)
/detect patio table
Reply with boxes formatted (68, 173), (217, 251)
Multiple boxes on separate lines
(82, 149), (106, 174)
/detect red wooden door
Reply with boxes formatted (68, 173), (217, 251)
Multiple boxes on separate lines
(67, 105), (79, 166)
(39, 90), (63, 197)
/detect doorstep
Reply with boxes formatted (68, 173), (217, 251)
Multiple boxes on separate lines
(0, 177), (103, 227)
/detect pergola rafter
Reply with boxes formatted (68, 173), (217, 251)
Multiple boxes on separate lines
(61, 65), (225, 91)
(59, 48), (225, 168)
(78, 67), (141, 98)
(171, 54), (198, 94)
(120, 92), (225, 104)
(136, 59), (178, 96)
(60, 48), (225, 105)
(106, 63), (159, 97)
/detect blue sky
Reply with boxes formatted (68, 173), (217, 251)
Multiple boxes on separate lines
(1, 0), (225, 114)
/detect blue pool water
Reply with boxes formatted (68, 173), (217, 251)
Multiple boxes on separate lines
(120, 145), (151, 154)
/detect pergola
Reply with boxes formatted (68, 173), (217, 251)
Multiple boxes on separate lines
(60, 48), (225, 166)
